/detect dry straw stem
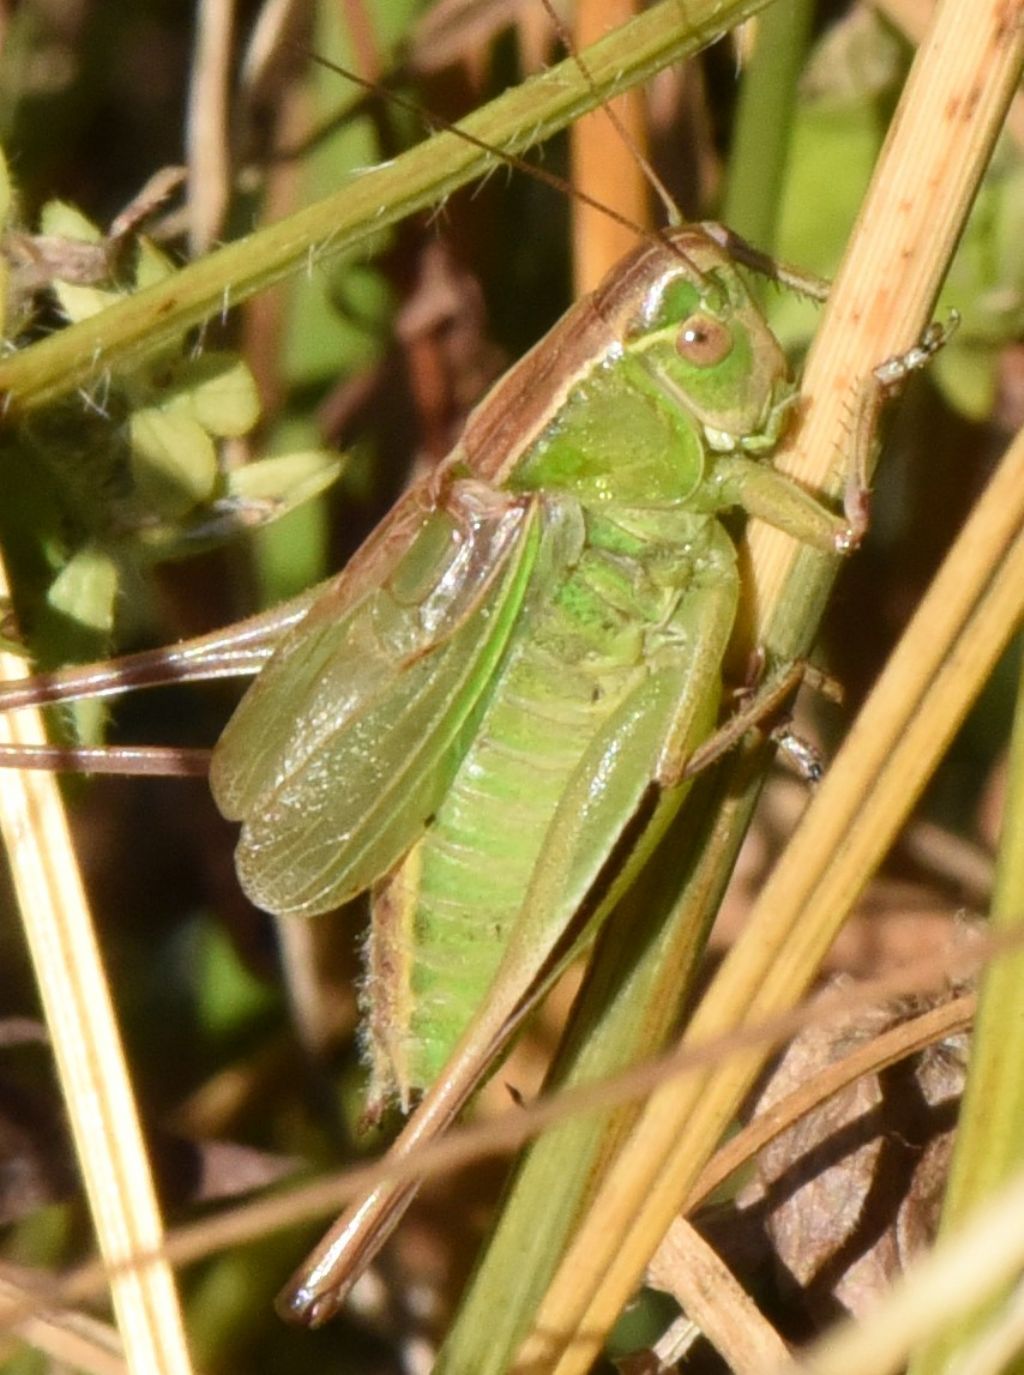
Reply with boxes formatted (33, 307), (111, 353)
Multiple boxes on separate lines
(879, 0), (1024, 147)
(949, 1280), (1024, 1375)
(646, 1217), (791, 1374)
(0, 563), (194, 1369)
(0, 1274), (126, 1375)
(515, 0), (1024, 1367)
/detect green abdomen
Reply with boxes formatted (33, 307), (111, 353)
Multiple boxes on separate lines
(363, 541), (658, 1108)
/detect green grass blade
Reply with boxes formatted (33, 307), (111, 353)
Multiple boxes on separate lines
(721, 0), (815, 250)
(908, 640), (1024, 1375)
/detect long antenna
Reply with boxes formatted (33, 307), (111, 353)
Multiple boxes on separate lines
(539, 0), (682, 229)
(303, 51), (656, 256)
(304, 47), (711, 291)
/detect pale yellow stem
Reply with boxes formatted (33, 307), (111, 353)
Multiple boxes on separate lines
(0, 562), (194, 1370)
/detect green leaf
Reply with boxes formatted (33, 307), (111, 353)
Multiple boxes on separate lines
(129, 407), (218, 516)
(126, 451), (342, 561)
(39, 198), (119, 322)
(162, 351), (261, 437)
(45, 544), (118, 635)
(134, 236), (175, 289)
(932, 343), (998, 420)
(39, 199), (101, 244)
(44, 544), (119, 743)
(225, 450), (343, 510)
(194, 921), (277, 1040)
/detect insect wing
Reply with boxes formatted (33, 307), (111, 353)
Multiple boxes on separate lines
(209, 490), (556, 917)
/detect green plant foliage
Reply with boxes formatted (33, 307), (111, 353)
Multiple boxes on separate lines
(0, 150), (341, 681)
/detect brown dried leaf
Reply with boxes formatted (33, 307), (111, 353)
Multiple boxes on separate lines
(747, 990), (966, 1321)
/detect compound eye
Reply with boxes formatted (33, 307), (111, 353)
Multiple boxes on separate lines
(676, 315), (732, 366)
